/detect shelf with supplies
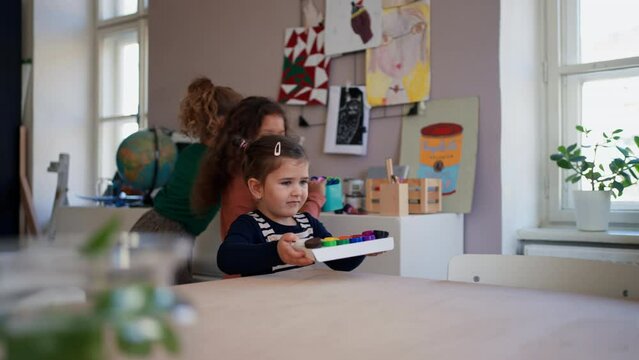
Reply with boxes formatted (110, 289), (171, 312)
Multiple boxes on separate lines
(319, 212), (463, 280)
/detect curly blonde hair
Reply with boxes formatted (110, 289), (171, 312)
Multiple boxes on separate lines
(178, 77), (242, 144)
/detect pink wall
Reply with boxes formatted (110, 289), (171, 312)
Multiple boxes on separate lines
(148, 0), (501, 254)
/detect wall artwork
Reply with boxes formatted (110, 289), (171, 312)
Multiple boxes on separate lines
(278, 24), (330, 106)
(399, 97), (478, 213)
(382, 0), (417, 8)
(324, 0), (382, 56)
(324, 86), (370, 156)
(366, 0), (430, 107)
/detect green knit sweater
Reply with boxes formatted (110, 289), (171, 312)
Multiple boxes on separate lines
(154, 143), (219, 236)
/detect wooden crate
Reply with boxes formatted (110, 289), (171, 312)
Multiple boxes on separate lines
(379, 182), (409, 216)
(365, 178), (442, 214)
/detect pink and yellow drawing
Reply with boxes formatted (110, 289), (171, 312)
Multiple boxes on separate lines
(365, 0), (430, 106)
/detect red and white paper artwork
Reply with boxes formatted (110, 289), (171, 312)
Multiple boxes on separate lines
(278, 25), (331, 106)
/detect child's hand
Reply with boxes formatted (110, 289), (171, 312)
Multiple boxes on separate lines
(277, 233), (315, 266)
(308, 177), (326, 197)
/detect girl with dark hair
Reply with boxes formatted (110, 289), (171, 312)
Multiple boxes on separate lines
(192, 97), (326, 239)
(217, 135), (363, 277)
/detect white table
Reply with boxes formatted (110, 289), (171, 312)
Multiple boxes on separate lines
(141, 268), (639, 360)
(319, 213), (463, 279)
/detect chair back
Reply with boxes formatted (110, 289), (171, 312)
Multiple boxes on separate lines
(448, 254), (639, 300)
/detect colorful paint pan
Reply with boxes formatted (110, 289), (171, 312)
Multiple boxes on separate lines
(349, 235), (363, 243)
(336, 236), (350, 245)
(373, 230), (389, 239)
(321, 237), (337, 247)
(362, 230), (375, 238)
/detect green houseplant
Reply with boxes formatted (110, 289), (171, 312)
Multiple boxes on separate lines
(550, 126), (639, 230)
(0, 218), (193, 359)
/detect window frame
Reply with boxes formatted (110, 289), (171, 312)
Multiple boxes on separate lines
(95, 0), (148, 180)
(543, 0), (639, 226)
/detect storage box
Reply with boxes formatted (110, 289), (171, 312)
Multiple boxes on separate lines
(365, 178), (442, 214)
(379, 183), (409, 216)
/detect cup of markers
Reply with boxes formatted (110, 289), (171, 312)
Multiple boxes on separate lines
(320, 176), (344, 212)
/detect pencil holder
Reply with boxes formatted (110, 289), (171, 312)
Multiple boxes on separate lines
(379, 182), (409, 216)
(365, 178), (442, 214)
(322, 179), (343, 212)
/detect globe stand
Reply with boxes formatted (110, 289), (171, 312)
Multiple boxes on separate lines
(147, 128), (160, 207)
(142, 191), (154, 207)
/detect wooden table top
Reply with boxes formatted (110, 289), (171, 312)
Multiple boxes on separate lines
(143, 268), (639, 360)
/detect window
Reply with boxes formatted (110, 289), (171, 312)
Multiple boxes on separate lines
(96, 0), (148, 181)
(544, 0), (639, 224)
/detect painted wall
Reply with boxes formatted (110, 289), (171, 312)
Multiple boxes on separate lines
(500, 0), (542, 254)
(32, 0), (94, 229)
(149, 0), (502, 253)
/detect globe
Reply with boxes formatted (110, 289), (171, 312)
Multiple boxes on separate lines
(116, 129), (178, 191)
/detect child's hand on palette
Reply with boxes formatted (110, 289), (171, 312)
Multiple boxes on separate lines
(277, 232), (315, 266)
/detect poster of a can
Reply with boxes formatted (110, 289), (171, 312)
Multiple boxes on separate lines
(365, 0), (430, 106)
(399, 97), (478, 213)
(323, 86), (370, 156)
(324, 0), (383, 56)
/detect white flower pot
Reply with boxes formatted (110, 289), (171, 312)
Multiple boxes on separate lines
(573, 190), (611, 231)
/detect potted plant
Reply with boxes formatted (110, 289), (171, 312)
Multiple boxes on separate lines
(550, 126), (639, 231)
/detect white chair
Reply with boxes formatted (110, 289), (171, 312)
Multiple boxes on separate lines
(54, 206), (225, 280)
(448, 254), (639, 300)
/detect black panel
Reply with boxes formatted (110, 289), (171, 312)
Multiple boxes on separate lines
(0, 0), (22, 237)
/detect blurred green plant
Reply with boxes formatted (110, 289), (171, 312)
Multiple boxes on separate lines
(550, 126), (639, 197)
(0, 217), (191, 359)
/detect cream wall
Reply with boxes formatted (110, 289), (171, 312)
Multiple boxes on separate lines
(500, 0), (543, 254)
(31, 0), (94, 229)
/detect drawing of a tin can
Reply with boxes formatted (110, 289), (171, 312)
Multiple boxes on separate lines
(418, 123), (463, 195)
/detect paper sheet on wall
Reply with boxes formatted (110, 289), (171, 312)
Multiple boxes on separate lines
(365, 0), (430, 106)
(382, 0), (417, 8)
(324, 0), (383, 56)
(278, 25), (330, 106)
(324, 86), (370, 156)
(400, 97), (478, 213)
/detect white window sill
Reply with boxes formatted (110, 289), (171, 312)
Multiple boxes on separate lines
(517, 227), (639, 246)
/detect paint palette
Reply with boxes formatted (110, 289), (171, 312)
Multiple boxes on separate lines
(293, 230), (394, 262)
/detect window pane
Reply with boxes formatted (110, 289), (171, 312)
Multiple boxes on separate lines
(99, 118), (139, 181)
(579, 0), (639, 63)
(100, 0), (138, 21)
(100, 28), (139, 118)
(578, 72), (639, 207)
